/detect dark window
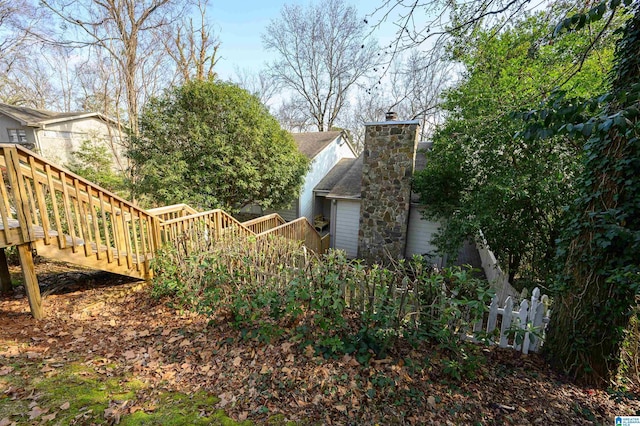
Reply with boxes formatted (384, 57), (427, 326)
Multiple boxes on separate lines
(7, 129), (28, 144)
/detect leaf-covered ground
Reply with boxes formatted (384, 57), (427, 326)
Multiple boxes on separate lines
(1, 262), (639, 425)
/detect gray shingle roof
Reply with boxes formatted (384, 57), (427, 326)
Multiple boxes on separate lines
(326, 155), (363, 199)
(291, 131), (342, 160)
(0, 103), (109, 126)
(315, 158), (357, 193)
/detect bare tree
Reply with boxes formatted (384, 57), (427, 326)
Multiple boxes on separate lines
(263, 0), (379, 131)
(338, 47), (453, 150)
(367, 0), (533, 55)
(162, 0), (220, 83)
(274, 98), (316, 133)
(233, 67), (279, 107)
(0, 0), (53, 107)
(39, 0), (187, 134)
(389, 48), (454, 139)
(0, 0), (39, 62)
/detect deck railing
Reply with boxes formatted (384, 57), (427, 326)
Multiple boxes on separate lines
(158, 209), (254, 248)
(242, 213), (286, 234)
(147, 204), (199, 222)
(0, 144), (159, 276)
(0, 144), (329, 319)
(256, 217), (325, 254)
(158, 210), (327, 257)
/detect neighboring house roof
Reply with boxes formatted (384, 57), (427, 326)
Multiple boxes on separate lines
(324, 142), (432, 200)
(0, 103), (117, 127)
(326, 156), (363, 199)
(315, 157), (358, 193)
(291, 130), (347, 160)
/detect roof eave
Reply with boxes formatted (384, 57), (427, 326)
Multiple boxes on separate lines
(326, 194), (361, 200)
(36, 112), (103, 126)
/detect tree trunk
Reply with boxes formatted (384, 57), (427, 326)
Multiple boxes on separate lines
(544, 4), (640, 386)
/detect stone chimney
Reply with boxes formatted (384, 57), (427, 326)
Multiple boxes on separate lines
(357, 113), (420, 263)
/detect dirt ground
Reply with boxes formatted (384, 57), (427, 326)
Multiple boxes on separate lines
(1, 261), (639, 425)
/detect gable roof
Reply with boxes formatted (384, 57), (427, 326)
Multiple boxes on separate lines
(326, 156), (363, 199)
(315, 157), (358, 193)
(0, 103), (116, 127)
(324, 142), (432, 200)
(291, 131), (345, 160)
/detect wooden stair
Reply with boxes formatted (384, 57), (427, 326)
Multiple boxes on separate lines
(0, 144), (328, 319)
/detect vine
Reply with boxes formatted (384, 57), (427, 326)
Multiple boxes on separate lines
(520, 0), (640, 386)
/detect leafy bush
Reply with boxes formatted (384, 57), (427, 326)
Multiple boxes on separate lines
(66, 139), (128, 197)
(152, 234), (494, 377)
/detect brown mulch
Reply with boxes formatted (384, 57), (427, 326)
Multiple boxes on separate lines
(1, 262), (639, 425)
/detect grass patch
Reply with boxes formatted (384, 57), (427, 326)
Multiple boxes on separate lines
(0, 359), (245, 425)
(121, 391), (245, 425)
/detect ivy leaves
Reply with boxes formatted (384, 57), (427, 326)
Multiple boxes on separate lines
(553, 0), (633, 37)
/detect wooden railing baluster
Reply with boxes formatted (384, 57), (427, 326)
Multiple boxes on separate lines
(74, 179), (93, 257)
(29, 158), (51, 245)
(60, 173), (79, 253)
(0, 163), (14, 245)
(45, 165), (64, 249)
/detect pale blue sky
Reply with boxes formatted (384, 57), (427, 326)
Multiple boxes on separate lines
(209, 0), (393, 80)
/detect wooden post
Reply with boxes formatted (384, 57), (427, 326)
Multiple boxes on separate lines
(17, 243), (43, 319)
(0, 248), (12, 295)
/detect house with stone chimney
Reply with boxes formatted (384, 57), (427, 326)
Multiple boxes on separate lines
(313, 116), (444, 264)
(265, 130), (356, 221)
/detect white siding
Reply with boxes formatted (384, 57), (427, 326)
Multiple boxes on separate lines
(333, 200), (360, 258)
(405, 206), (442, 264)
(299, 136), (355, 221)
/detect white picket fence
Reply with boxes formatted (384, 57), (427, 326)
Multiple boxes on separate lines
(476, 234), (519, 304)
(465, 287), (551, 354)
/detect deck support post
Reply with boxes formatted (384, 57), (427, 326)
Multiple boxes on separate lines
(0, 248), (12, 294)
(17, 243), (43, 319)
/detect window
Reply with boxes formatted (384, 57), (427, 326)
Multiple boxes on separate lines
(7, 129), (28, 144)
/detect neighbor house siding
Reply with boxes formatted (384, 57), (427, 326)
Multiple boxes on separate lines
(37, 118), (124, 172)
(405, 206), (442, 263)
(298, 135), (355, 221)
(333, 200), (360, 258)
(277, 202), (298, 222)
(0, 115), (37, 148)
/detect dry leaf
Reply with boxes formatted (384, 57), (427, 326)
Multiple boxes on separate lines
(304, 345), (315, 358)
(232, 356), (242, 367)
(167, 336), (183, 344)
(72, 327), (84, 338)
(427, 395), (436, 408)
(60, 402), (70, 410)
(41, 413), (56, 422)
(40, 365), (55, 373)
(335, 404), (347, 412)
(0, 418), (12, 426)
(27, 406), (48, 420)
(0, 366), (14, 376)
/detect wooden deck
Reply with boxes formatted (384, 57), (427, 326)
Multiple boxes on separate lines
(0, 144), (327, 319)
